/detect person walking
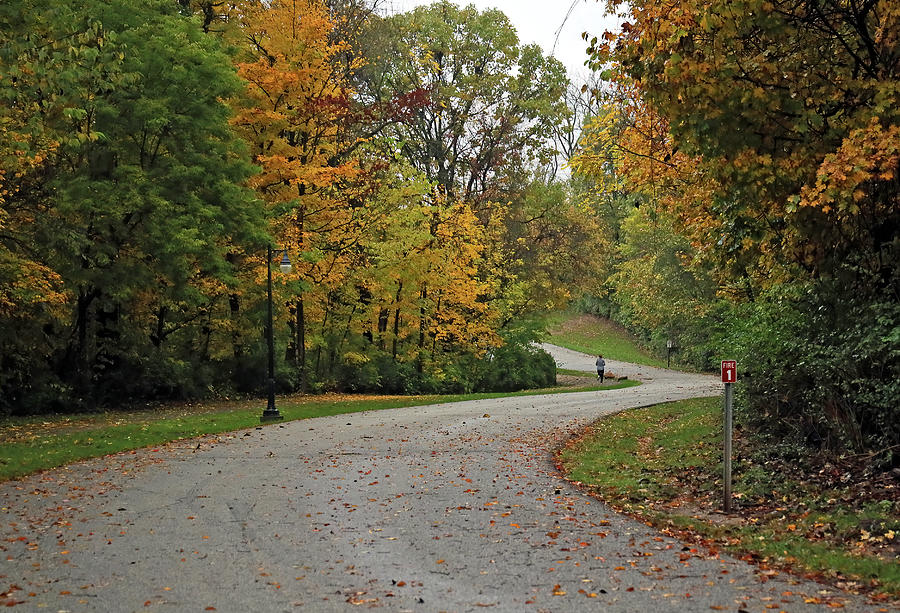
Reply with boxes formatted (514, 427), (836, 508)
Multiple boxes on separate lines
(596, 355), (605, 383)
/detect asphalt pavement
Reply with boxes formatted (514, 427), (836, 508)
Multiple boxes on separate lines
(0, 345), (887, 612)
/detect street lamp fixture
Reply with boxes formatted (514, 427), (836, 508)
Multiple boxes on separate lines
(279, 250), (292, 274)
(262, 244), (291, 423)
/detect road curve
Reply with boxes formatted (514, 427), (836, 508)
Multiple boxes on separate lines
(0, 346), (882, 611)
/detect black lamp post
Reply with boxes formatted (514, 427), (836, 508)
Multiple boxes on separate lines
(261, 244), (291, 422)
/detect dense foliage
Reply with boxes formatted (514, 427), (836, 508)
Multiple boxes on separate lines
(573, 0), (899, 460)
(0, 0), (263, 411)
(0, 0), (583, 413)
(2, 0), (895, 467)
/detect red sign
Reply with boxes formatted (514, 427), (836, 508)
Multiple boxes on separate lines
(721, 360), (737, 383)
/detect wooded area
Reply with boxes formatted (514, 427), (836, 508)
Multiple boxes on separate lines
(1, 0), (896, 464)
(575, 0), (899, 461)
(0, 0), (589, 411)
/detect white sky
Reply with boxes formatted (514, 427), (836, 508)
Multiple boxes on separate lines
(380, 0), (622, 84)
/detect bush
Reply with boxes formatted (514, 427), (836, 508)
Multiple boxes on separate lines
(332, 334), (556, 395)
(726, 285), (900, 463)
(230, 342), (297, 396)
(329, 350), (475, 395)
(475, 342), (556, 392)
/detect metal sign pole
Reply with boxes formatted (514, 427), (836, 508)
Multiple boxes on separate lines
(724, 381), (733, 513)
(721, 360), (737, 513)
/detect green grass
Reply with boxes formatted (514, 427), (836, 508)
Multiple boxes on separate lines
(0, 381), (639, 482)
(0, 396), (414, 481)
(545, 312), (666, 367)
(557, 368), (596, 377)
(560, 397), (720, 499)
(557, 397), (900, 598)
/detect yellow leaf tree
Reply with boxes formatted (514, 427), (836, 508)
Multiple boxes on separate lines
(229, 0), (373, 390)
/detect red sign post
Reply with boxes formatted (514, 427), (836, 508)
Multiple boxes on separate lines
(721, 360), (737, 383)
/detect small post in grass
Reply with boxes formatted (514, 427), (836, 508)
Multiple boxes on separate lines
(721, 360), (737, 512)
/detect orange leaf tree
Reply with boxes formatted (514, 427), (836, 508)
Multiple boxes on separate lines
(357, 2), (602, 350)
(593, 0), (899, 292)
(228, 0), (374, 390)
(587, 0), (899, 452)
(228, 0), (508, 392)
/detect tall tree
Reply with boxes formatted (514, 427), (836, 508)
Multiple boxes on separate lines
(358, 1), (570, 206)
(228, 0), (398, 391)
(591, 0), (900, 294)
(0, 0), (262, 411)
(354, 2), (603, 333)
(587, 0), (900, 453)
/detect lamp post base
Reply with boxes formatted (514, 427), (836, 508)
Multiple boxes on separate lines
(260, 409), (284, 423)
(261, 374), (283, 422)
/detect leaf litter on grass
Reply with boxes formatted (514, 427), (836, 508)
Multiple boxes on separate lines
(556, 397), (900, 603)
(0, 393), (410, 443)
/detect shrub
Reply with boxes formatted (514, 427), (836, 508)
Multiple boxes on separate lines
(726, 285), (900, 463)
(475, 342), (556, 392)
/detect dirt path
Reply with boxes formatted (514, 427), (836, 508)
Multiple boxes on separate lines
(0, 346), (884, 611)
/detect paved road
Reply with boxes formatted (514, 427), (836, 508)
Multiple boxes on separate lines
(539, 342), (699, 384)
(0, 346), (885, 611)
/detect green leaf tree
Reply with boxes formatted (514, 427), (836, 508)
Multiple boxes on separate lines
(358, 1), (570, 205)
(0, 0), (263, 412)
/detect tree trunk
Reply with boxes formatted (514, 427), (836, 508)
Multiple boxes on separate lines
(151, 305), (168, 348)
(431, 291), (442, 355)
(229, 292), (242, 358)
(296, 196), (306, 390)
(200, 308), (212, 362)
(391, 282), (403, 360)
(338, 305), (358, 356)
(66, 287), (99, 394)
(417, 283), (427, 373)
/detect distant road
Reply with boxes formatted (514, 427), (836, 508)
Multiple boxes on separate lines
(0, 346), (877, 611)
(542, 342), (686, 381)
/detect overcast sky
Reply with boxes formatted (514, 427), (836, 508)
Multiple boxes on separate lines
(379, 0), (622, 84)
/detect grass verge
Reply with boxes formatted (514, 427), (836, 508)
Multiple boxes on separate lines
(556, 397), (900, 602)
(557, 368), (598, 377)
(0, 381), (639, 482)
(545, 312), (666, 367)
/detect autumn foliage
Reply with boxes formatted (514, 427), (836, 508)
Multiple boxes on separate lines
(576, 0), (899, 455)
(0, 0), (599, 413)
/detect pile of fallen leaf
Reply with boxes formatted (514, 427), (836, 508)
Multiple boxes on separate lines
(556, 373), (596, 387)
(670, 434), (900, 559)
(726, 438), (900, 562)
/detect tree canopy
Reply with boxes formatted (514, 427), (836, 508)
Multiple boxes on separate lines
(0, 0), (263, 410)
(575, 0), (899, 455)
(0, 0), (594, 410)
(3, 0), (895, 462)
